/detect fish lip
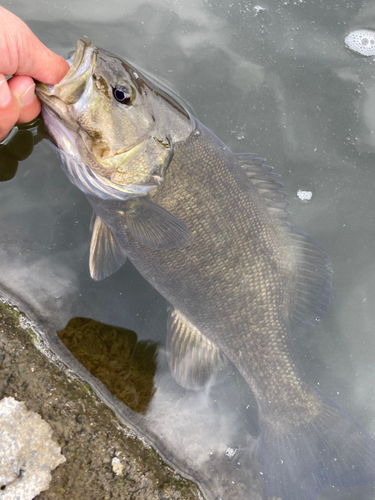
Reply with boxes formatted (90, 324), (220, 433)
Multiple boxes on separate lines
(35, 83), (53, 103)
(59, 36), (96, 85)
(36, 36), (95, 101)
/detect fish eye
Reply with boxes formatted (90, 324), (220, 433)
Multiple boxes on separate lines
(113, 85), (132, 104)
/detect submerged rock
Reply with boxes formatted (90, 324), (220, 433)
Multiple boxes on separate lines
(0, 397), (65, 499)
(57, 317), (158, 414)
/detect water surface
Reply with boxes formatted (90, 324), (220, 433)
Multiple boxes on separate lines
(2, 0), (375, 498)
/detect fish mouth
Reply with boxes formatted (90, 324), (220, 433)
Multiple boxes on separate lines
(36, 36), (95, 106)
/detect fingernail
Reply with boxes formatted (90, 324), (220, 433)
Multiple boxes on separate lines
(20, 83), (36, 106)
(0, 77), (11, 107)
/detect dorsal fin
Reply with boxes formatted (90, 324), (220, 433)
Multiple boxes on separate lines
(236, 153), (332, 329)
(286, 226), (333, 330)
(235, 153), (290, 221)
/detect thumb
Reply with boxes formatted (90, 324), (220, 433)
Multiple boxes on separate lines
(0, 7), (69, 85)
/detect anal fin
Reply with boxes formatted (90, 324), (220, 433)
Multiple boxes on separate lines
(167, 309), (231, 390)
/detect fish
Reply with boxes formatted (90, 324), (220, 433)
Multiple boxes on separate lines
(36, 37), (375, 500)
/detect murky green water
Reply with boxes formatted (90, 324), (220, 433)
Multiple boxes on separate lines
(2, 0), (375, 498)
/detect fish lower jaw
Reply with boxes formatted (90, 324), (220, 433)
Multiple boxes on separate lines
(40, 106), (80, 157)
(38, 95), (73, 127)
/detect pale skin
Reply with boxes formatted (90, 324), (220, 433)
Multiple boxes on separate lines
(0, 7), (69, 141)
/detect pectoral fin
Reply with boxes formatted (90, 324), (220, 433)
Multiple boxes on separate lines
(167, 309), (230, 390)
(89, 215), (127, 281)
(125, 198), (194, 250)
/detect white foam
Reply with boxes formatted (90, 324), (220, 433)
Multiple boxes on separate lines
(297, 190), (313, 201)
(345, 29), (375, 56)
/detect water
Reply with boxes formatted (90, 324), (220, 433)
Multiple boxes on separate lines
(1, 0), (375, 498)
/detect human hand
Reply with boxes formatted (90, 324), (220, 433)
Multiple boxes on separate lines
(0, 7), (69, 141)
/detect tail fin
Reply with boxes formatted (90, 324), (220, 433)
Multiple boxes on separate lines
(259, 392), (375, 500)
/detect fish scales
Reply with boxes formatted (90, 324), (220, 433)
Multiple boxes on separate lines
(36, 37), (375, 500)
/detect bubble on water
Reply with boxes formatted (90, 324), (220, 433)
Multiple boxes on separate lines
(253, 5), (268, 15)
(345, 29), (375, 56)
(297, 190), (313, 201)
(225, 447), (237, 459)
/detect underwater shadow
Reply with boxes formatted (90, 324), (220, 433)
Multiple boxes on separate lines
(58, 317), (158, 414)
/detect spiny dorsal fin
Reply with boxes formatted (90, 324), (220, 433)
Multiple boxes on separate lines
(90, 215), (127, 281)
(235, 153), (290, 221)
(286, 225), (333, 330)
(167, 308), (231, 390)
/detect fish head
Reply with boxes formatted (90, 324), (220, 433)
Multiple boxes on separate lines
(36, 37), (194, 199)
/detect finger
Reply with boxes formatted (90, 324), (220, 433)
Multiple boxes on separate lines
(8, 75), (41, 124)
(0, 7), (69, 84)
(16, 34), (70, 85)
(0, 74), (20, 141)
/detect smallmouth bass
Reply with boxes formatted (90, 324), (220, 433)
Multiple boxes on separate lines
(36, 37), (375, 500)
